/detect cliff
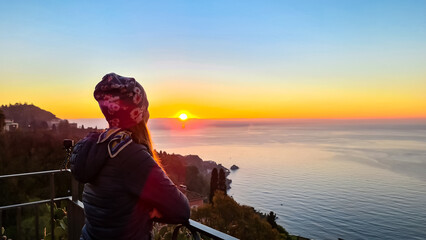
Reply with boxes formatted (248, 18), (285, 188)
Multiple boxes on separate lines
(156, 151), (232, 195)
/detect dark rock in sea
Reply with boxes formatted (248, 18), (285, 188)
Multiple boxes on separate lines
(230, 164), (239, 170)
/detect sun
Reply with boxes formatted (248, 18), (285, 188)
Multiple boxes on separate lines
(179, 113), (188, 121)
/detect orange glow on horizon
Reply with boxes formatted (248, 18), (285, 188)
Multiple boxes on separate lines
(13, 99), (426, 120)
(1, 78), (425, 120)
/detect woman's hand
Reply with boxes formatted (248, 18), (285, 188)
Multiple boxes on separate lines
(149, 208), (163, 219)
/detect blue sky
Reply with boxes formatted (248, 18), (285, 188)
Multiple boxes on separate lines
(1, 0), (425, 118)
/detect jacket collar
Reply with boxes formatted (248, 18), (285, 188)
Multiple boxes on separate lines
(98, 128), (133, 158)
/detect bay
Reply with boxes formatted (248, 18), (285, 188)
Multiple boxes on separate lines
(71, 118), (426, 240)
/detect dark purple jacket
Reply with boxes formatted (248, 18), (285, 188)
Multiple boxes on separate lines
(70, 130), (190, 240)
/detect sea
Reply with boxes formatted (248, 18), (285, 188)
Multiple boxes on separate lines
(71, 118), (426, 240)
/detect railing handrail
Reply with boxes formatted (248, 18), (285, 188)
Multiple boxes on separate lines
(0, 169), (75, 240)
(185, 219), (239, 240)
(0, 169), (70, 179)
(0, 169), (240, 240)
(0, 197), (71, 211)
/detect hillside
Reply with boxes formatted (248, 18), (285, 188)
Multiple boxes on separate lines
(1, 103), (59, 128)
(157, 151), (231, 196)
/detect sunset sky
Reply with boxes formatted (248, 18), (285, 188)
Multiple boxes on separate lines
(0, 1), (425, 119)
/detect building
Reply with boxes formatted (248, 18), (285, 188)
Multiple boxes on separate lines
(48, 119), (61, 129)
(178, 184), (206, 209)
(186, 190), (205, 209)
(4, 119), (19, 131)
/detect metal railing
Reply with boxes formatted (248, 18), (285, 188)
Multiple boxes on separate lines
(173, 219), (239, 240)
(0, 169), (238, 240)
(0, 169), (85, 240)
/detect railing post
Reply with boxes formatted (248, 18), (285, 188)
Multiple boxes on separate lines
(16, 207), (21, 240)
(35, 205), (39, 240)
(0, 209), (2, 236)
(69, 176), (77, 240)
(50, 173), (55, 240)
(71, 176), (79, 202)
(0, 170), (91, 240)
(68, 176), (85, 240)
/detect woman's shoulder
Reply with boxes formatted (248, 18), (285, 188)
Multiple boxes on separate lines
(120, 142), (162, 195)
(119, 142), (157, 171)
(124, 142), (152, 160)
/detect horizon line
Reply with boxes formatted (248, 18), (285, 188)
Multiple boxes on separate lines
(67, 117), (426, 121)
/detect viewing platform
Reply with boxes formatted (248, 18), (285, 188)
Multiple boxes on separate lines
(0, 169), (239, 240)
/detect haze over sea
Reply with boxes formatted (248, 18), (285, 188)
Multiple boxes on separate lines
(72, 118), (426, 240)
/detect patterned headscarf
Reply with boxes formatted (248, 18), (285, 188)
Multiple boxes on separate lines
(94, 73), (149, 129)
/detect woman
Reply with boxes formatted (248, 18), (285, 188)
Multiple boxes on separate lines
(70, 73), (190, 240)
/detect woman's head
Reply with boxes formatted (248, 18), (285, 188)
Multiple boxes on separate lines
(93, 73), (161, 166)
(94, 73), (161, 166)
(94, 73), (149, 128)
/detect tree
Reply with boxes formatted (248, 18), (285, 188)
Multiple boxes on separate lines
(209, 168), (218, 203)
(0, 109), (5, 132)
(191, 192), (289, 240)
(267, 211), (278, 229)
(218, 168), (227, 195)
(185, 165), (208, 195)
(58, 120), (70, 135)
(41, 121), (49, 129)
(30, 120), (38, 131)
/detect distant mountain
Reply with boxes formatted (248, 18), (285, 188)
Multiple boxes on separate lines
(0, 103), (59, 128)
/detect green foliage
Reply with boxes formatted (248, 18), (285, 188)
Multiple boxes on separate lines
(218, 168), (227, 195)
(266, 211), (278, 228)
(255, 210), (291, 238)
(191, 191), (289, 240)
(43, 203), (68, 240)
(0, 200), (69, 240)
(209, 168), (227, 203)
(152, 223), (192, 240)
(185, 165), (209, 195)
(58, 120), (71, 136)
(265, 211), (290, 237)
(1, 226), (6, 239)
(157, 151), (211, 196)
(0, 127), (90, 239)
(209, 168), (218, 203)
(0, 127), (93, 175)
(0, 131), (74, 212)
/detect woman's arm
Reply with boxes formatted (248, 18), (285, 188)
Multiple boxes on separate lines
(125, 148), (190, 224)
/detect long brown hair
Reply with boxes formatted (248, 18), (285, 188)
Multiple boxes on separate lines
(128, 121), (162, 168)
